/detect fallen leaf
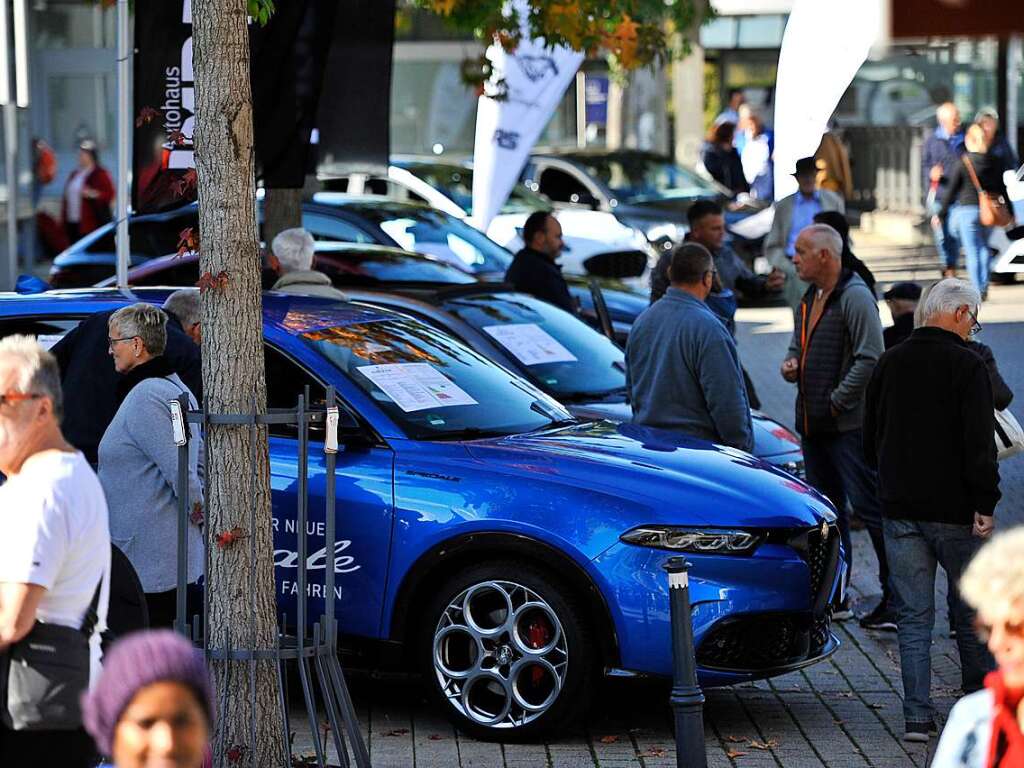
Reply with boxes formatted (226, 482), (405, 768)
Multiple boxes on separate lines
(382, 728), (409, 737)
(599, 735), (619, 744)
(427, 734), (443, 741)
(726, 749), (747, 758)
(638, 747), (667, 757)
(724, 735), (745, 743)
(749, 738), (778, 750)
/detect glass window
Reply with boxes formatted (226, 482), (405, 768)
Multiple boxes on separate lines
(700, 17), (738, 49)
(46, 73), (116, 155)
(314, 247), (475, 286)
(443, 292), (626, 400)
(570, 154), (721, 203)
(346, 205), (513, 274)
(401, 163), (552, 215)
(301, 317), (570, 440)
(301, 213), (376, 244)
(32, 7), (116, 50)
(736, 16), (787, 49)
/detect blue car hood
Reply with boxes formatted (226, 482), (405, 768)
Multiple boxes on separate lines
(465, 421), (833, 530)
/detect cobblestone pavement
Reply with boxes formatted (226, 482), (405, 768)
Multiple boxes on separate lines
(306, 246), (1024, 767)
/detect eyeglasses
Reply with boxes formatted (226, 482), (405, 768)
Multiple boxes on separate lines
(107, 335), (138, 349)
(967, 309), (982, 337)
(0, 392), (42, 408)
(973, 616), (1024, 642)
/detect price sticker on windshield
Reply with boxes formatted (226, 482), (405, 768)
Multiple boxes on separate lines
(482, 323), (577, 366)
(358, 363), (478, 412)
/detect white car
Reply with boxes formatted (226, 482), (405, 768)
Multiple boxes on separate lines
(319, 158), (656, 289)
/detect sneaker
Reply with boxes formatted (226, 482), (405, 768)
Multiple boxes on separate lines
(903, 721), (936, 743)
(858, 603), (898, 631)
(833, 599), (854, 621)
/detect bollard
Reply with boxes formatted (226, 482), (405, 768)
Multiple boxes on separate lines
(662, 556), (707, 768)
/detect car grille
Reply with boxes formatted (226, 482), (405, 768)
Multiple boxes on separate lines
(784, 523), (840, 615)
(696, 613), (817, 670)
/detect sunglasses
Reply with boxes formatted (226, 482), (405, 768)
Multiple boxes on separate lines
(0, 392), (43, 408)
(973, 616), (1024, 642)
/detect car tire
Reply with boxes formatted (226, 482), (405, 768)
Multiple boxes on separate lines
(418, 560), (594, 741)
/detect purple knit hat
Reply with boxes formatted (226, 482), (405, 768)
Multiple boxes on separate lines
(82, 630), (214, 755)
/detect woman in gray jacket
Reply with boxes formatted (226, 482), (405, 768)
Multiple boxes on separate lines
(932, 528), (1024, 767)
(98, 303), (203, 628)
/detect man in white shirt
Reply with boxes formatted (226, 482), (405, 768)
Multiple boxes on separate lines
(0, 335), (110, 768)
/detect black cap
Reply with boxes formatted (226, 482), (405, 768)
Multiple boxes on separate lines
(883, 282), (922, 301)
(792, 157), (818, 177)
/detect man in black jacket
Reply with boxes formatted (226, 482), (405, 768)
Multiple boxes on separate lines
(505, 211), (575, 314)
(51, 302), (202, 466)
(882, 281), (921, 349)
(864, 277), (998, 743)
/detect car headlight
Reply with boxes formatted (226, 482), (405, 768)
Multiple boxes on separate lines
(620, 526), (761, 555)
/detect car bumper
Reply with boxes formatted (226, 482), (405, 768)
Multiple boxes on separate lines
(591, 524), (842, 685)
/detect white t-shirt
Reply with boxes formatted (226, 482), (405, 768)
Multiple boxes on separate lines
(65, 170), (87, 223)
(0, 450), (111, 682)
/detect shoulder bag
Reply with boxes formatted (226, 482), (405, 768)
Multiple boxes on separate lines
(963, 156), (1013, 228)
(995, 408), (1024, 461)
(1, 579), (101, 730)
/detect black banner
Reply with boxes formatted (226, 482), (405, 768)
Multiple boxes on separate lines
(250, 0), (340, 188)
(315, 0), (396, 174)
(132, 0), (197, 214)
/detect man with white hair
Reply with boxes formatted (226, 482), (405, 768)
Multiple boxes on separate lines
(864, 278), (998, 743)
(162, 288), (202, 346)
(0, 336), (109, 765)
(780, 223), (888, 626)
(270, 227), (347, 301)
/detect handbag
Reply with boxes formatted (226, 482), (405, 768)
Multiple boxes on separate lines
(995, 408), (1024, 461)
(963, 156), (1014, 228)
(1, 579), (101, 731)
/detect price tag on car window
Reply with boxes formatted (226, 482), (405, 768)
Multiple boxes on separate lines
(357, 363), (478, 413)
(482, 323), (577, 366)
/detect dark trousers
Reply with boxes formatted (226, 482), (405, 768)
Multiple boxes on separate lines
(883, 518), (994, 723)
(0, 724), (97, 768)
(801, 428), (890, 602)
(145, 585), (202, 629)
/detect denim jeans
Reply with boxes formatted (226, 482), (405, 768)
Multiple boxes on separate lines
(883, 518), (994, 724)
(801, 429), (889, 601)
(951, 205), (992, 295)
(930, 199), (960, 270)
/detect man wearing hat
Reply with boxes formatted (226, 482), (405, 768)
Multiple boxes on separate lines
(883, 282), (923, 349)
(764, 156), (845, 309)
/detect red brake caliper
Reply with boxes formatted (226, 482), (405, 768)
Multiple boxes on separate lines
(527, 620), (551, 686)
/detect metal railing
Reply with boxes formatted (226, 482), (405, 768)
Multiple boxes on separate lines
(172, 387), (370, 768)
(844, 125), (926, 215)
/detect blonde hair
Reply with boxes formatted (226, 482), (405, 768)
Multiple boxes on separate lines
(109, 303), (168, 356)
(960, 527), (1024, 616)
(965, 123), (990, 153)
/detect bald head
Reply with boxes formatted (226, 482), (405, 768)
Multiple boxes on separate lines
(793, 224), (844, 289)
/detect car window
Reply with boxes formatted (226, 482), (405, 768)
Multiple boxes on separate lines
(443, 293), (625, 399)
(85, 210), (199, 257)
(301, 213), (375, 244)
(0, 318), (80, 349)
(573, 156), (719, 203)
(298, 315), (569, 440)
(134, 260), (201, 287)
(537, 168), (591, 204)
(350, 207), (512, 274)
(403, 165), (551, 215)
(264, 343), (328, 438)
(315, 251), (475, 286)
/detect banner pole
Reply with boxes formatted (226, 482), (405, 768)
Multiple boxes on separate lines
(115, 0), (131, 289)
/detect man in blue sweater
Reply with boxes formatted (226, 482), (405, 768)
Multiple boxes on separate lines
(625, 243), (753, 452)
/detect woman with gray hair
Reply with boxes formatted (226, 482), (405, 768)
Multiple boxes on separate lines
(932, 527), (1024, 767)
(98, 303), (203, 628)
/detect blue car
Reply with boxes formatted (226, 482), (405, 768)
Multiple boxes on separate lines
(0, 289), (842, 740)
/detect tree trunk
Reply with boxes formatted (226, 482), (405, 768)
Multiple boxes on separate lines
(263, 187), (303, 259)
(191, 1), (287, 766)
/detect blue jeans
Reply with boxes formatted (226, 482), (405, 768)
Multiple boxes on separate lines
(883, 518), (994, 724)
(951, 205), (992, 294)
(801, 429), (889, 601)
(930, 199), (960, 269)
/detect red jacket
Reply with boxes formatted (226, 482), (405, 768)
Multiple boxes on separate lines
(61, 166), (115, 236)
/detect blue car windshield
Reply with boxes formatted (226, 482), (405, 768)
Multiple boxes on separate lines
(573, 156), (719, 203)
(351, 206), (513, 275)
(300, 317), (570, 439)
(443, 292), (625, 400)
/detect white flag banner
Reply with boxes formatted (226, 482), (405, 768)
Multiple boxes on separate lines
(470, 1), (583, 230)
(772, 0), (881, 201)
